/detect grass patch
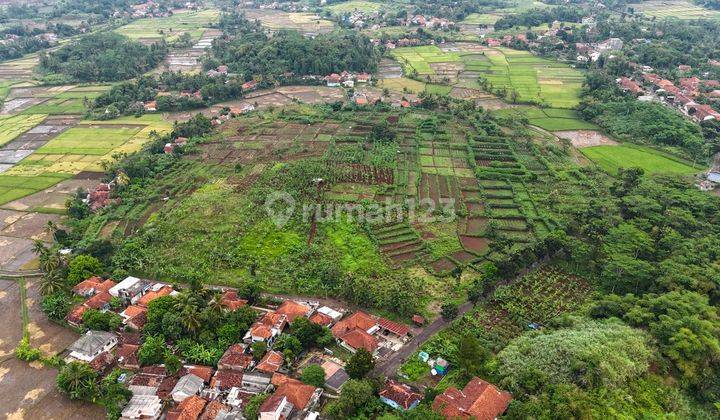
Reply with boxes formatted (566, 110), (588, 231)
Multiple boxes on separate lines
(0, 114), (46, 146)
(580, 144), (699, 176)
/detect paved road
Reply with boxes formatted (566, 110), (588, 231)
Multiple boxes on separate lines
(372, 301), (474, 377)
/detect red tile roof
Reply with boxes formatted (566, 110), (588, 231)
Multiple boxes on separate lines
(220, 290), (248, 311)
(275, 300), (311, 322)
(122, 305), (147, 319)
(331, 311), (377, 338)
(96, 279), (117, 293)
(65, 304), (88, 325)
(379, 380), (422, 410)
(210, 369), (244, 390)
(256, 351), (283, 374)
(116, 344), (140, 369)
(89, 351), (115, 372)
(187, 366), (214, 383)
(137, 285), (173, 307)
(432, 377), (512, 419)
(84, 291), (112, 309)
(263, 377), (317, 411)
(200, 400), (228, 420)
(157, 375), (180, 400)
(339, 328), (378, 353)
(72, 276), (102, 295)
(218, 344), (253, 371)
(309, 312), (333, 327)
(377, 317), (410, 336)
(167, 395), (207, 420)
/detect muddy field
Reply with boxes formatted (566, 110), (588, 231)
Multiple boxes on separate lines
(554, 130), (619, 148)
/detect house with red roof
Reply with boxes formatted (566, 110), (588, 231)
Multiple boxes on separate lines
(326, 73), (341, 87)
(242, 80), (258, 91)
(116, 343), (140, 370)
(65, 304), (89, 327)
(617, 77), (643, 95)
(259, 377), (321, 420)
(309, 311), (333, 327)
(246, 312), (288, 343)
(167, 395), (207, 420)
(218, 344), (254, 372)
(72, 276), (116, 297)
(379, 380), (422, 411)
(275, 300), (312, 323)
(84, 291), (113, 310)
(220, 290), (248, 311)
(338, 328), (379, 354)
(210, 369), (244, 391)
(331, 311), (377, 338)
(137, 284), (173, 307)
(256, 350), (284, 374)
(432, 377), (512, 419)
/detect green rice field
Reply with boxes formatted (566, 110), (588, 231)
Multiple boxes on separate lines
(389, 45), (584, 108)
(580, 145), (699, 176)
(0, 114), (46, 146)
(492, 106), (597, 131)
(629, 0), (720, 20)
(325, 0), (385, 14)
(36, 125), (144, 155)
(114, 9), (219, 42)
(0, 172), (72, 205)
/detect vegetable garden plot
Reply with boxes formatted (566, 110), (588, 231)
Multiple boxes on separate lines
(492, 266), (592, 325)
(429, 256), (458, 275)
(459, 235), (490, 255)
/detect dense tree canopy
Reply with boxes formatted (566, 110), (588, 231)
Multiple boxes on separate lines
(39, 32), (167, 82)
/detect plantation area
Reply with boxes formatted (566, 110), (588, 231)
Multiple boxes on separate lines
(580, 144), (699, 175)
(114, 9), (220, 43)
(387, 43), (585, 108)
(493, 106), (599, 131)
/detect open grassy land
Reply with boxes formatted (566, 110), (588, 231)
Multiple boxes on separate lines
(462, 13), (503, 25)
(629, 0), (720, 20)
(114, 9), (219, 42)
(0, 114), (47, 146)
(580, 144), (699, 175)
(389, 44), (584, 108)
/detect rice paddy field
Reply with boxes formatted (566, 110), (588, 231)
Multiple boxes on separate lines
(580, 144), (699, 175)
(629, 0), (720, 20)
(114, 9), (219, 43)
(493, 107), (599, 131)
(462, 13), (503, 25)
(19, 85), (110, 115)
(325, 0), (386, 14)
(0, 113), (171, 206)
(242, 9), (335, 35)
(388, 44), (584, 108)
(0, 114), (47, 146)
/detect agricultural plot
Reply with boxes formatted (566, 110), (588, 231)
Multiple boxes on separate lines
(0, 172), (72, 205)
(462, 13), (503, 25)
(580, 144), (699, 176)
(493, 107), (598, 131)
(0, 114), (46, 147)
(325, 0), (386, 14)
(114, 9), (219, 43)
(388, 43), (585, 108)
(35, 125), (144, 155)
(629, 0), (720, 20)
(242, 9), (335, 35)
(493, 266), (592, 325)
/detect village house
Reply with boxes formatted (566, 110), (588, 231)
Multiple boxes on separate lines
(143, 101), (157, 112)
(171, 373), (205, 403)
(241, 371), (272, 394)
(242, 80), (258, 91)
(220, 290), (248, 311)
(116, 343), (140, 370)
(617, 77), (643, 95)
(259, 376), (322, 420)
(379, 380), (422, 411)
(72, 276), (116, 297)
(326, 73), (341, 87)
(137, 283), (174, 307)
(68, 331), (118, 363)
(256, 350), (284, 374)
(167, 395), (207, 420)
(218, 343), (254, 371)
(110, 276), (150, 305)
(246, 312), (288, 343)
(121, 394), (163, 420)
(321, 360), (349, 393)
(275, 300), (313, 322)
(432, 377), (512, 419)
(210, 369), (244, 391)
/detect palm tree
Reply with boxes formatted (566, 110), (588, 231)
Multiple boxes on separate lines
(174, 293), (202, 335)
(57, 362), (96, 400)
(39, 270), (66, 296)
(207, 291), (225, 318)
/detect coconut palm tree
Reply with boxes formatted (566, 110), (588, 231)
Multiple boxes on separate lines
(39, 270), (66, 296)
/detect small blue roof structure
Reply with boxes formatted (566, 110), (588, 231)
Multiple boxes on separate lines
(418, 351), (429, 362)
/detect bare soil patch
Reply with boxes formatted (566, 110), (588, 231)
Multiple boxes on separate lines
(554, 130), (619, 148)
(459, 235), (490, 254)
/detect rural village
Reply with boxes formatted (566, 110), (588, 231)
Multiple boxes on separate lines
(1, 0), (720, 419)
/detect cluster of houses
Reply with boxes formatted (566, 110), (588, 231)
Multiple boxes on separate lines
(325, 71), (371, 88)
(616, 67), (720, 123)
(83, 182), (117, 212)
(67, 274), (500, 419)
(0, 32), (60, 47)
(575, 37), (624, 63)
